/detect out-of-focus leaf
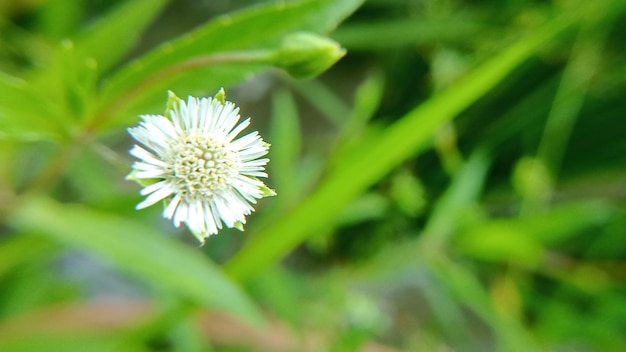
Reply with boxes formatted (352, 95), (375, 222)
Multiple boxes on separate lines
(73, 0), (170, 73)
(0, 332), (145, 352)
(9, 196), (264, 327)
(455, 222), (544, 266)
(94, 0), (364, 130)
(290, 79), (351, 126)
(429, 257), (541, 351)
(520, 201), (614, 244)
(344, 150), (489, 281)
(27, 0), (169, 123)
(299, 0), (364, 34)
(337, 192), (390, 226)
(0, 235), (54, 278)
(225, 10), (579, 281)
(269, 88), (301, 206)
(345, 71), (385, 134)
(420, 150), (490, 247)
(247, 267), (303, 324)
(36, 0), (83, 40)
(0, 72), (65, 141)
(332, 18), (488, 49)
(455, 201), (613, 265)
(389, 170), (426, 217)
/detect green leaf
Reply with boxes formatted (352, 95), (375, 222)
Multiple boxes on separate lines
(290, 79), (352, 126)
(8, 196), (264, 327)
(0, 72), (65, 142)
(332, 18), (487, 50)
(428, 257), (541, 351)
(269, 88), (301, 205)
(0, 235), (54, 278)
(224, 10), (580, 282)
(36, 0), (84, 40)
(73, 0), (170, 73)
(455, 222), (544, 266)
(0, 332), (144, 352)
(298, 0), (364, 34)
(94, 0), (364, 130)
(523, 201), (613, 244)
(24, 0), (169, 125)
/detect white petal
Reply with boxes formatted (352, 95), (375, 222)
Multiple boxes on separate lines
(202, 202), (219, 235)
(144, 114), (177, 137)
(231, 132), (261, 150)
(173, 201), (189, 227)
(240, 158), (269, 167)
(227, 118), (250, 141)
(134, 169), (168, 179)
(140, 180), (168, 196)
(241, 171), (268, 177)
(238, 147), (269, 161)
(209, 200), (223, 230)
(208, 99), (225, 131)
(130, 145), (167, 167)
(163, 194), (182, 219)
(187, 97), (199, 132)
(214, 197), (236, 227)
(136, 184), (174, 209)
(216, 103), (240, 134)
(186, 201), (204, 233)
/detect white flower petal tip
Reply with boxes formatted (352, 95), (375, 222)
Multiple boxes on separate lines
(127, 90), (274, 243)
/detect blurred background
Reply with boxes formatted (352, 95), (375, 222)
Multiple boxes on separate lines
(1, 0), (625, 351)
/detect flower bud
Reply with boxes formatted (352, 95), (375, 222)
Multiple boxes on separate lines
(273, 32), (346, 79)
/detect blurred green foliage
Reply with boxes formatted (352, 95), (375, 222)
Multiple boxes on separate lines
(1, 0), (625, 351)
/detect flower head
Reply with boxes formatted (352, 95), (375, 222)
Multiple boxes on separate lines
(127, 90), (274, 244)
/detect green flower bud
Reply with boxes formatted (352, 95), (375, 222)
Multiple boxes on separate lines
(273, 32), (346, 79)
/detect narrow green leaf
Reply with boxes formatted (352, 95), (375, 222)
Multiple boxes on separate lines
(73, 0), (170, 73)
(269, 89), (301, 205)
(454, 202), (614, 266)
(96, 60), (272, 130)
(342, 150), (489, 281)
(419, 150), (490, 247)
(0, 332), (144, 352)
(225, 10), (579, 282)
(25, 0), (169, 124)
(428, 257), (541, 351)
(332, 18), (487, 50)
(36, 0), (84, 40)
(346, 71), (385, 133)
(299, 0), (364, 34)
(290, 79), (352, 126)
(9, 196), (264, 327)
(0, 72), (64, 141)
(94, 0), (364, 130)
(0, 235), (54, 278)
(455, 222), (544, 266)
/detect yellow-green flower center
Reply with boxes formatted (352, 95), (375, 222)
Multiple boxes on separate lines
(170, 134), (238, 198)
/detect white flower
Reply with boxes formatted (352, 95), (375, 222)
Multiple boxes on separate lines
(127, 91), (274, 243)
